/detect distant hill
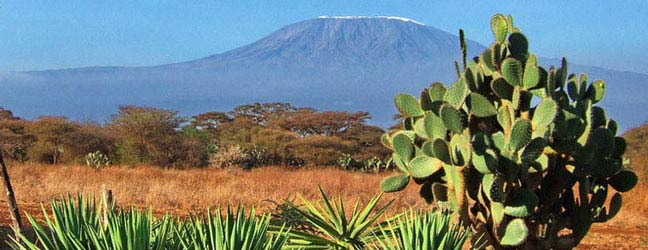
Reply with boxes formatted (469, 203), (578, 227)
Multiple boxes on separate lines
(0, 16), (646, 131)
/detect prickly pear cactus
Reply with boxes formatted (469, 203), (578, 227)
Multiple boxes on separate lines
(85, 150), (110, 168)
(380, 14), (638, 249)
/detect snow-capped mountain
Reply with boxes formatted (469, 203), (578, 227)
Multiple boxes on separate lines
(1, 16), (646, 130)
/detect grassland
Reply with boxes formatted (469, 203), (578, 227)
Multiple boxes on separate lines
(1, 164), (647, 249)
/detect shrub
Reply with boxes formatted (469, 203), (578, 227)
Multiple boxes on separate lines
(380, 14), (638, 249)
(287, 135), (355, 166)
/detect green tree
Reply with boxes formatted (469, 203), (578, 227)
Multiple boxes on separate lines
(108, 106), (185, 167)
(27, 116), (77, 164)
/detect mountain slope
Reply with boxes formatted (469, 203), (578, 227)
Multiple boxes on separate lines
(0, 16), (646, 131)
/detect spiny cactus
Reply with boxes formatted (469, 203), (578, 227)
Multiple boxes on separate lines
(380, 14), (638, 249)
(85, 150), (110, 168)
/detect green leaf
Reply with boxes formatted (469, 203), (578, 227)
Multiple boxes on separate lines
(443, 79), (469, 109)
(424, 112), (447, 139)
(521, 137), (547, 163)
(467, 93), (497, 117)
(472, 149), (498, 174)
(380, 174), (410, 193)
(441, 105), (463, 134)
(607, 193), (622, 219)
(501, 218), (529, 246)
(428, 82), (447, 101)
(491, 77), (514, 100)
(509, 119), (532, 152)
(410, 156), (442, 178)
(522, 55), (539, 89)
(394, 93), (424, 117)
(609, 170), (638, 192)
(586, 80), (605, 104)
(497, 102), (513, 133)
(508, 32), (528, 61)
(504, 189), (539, 217)
(532, 98), (558, 128)
(501, 58), (523, 86)
(431, 138), (452, 164)
(490, 14), (508, 43)
(392, 133), (415, 163)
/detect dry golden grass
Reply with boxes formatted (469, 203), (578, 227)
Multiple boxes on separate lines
(1, 163), (647, 249)
(2, 163), (425, 216)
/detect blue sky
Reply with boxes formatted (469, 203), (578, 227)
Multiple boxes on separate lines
(1, 1), (647, 73)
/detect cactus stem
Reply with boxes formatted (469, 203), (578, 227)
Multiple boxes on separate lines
(455, 166), (470, 226)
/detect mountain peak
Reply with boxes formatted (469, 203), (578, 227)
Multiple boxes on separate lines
(316, 16), (425, 25)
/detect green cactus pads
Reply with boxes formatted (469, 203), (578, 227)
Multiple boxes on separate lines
(467, 93), (497, 117)
(504, 189), (539, 217)
(429, 82), (447, 101)
(508, 32), (528, 61)
(501, 218), (529, 246)
(441, 105), (464, 134)
(501, 58), (523, 86)
(607, 193), (622, 219)
(431, 138), (452, 164)
(532, 98), (558, 129)
(490, 14), (508, 43)
(586, 80), (605, 104)
(444, 79), (469, 109)
(609, 170), (638, 192)
(380, 174), (410, 192)
(509, 119), (532, 152)
(382, 13), (636, 249)
(395, 93), (424, 117)
(522, 55), (540, 89)
(472, 149), (498, 174)
(410, 156), (443, 178)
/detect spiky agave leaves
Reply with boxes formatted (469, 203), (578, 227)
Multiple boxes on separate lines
(8, 195), (173, 250)
(368, 210), (481, 250)
(284, 186), (395, 249)
(178, 206), (289, 250)
(9, 195), (290, 250)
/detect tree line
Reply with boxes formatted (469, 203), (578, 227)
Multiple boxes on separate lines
(0, 103), (390, 168)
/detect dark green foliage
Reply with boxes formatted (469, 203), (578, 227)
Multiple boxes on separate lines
(381, 14), (637, 249)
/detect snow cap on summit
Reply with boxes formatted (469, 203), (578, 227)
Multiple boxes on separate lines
(317, 16), (425, 26)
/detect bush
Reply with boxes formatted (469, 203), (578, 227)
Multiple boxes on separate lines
(287, 135), (354, 166)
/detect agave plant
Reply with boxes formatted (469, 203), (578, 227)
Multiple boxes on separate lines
(8, 195), (174, 250)
(175, 206), (290, 250)
(284, 186), (395, 249)
(8, 195), (288, 250)
(369, 210), (481, 250)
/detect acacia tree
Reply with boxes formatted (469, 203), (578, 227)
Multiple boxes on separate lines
(27, 116), (77, 164)
(108, 106), (186, 167)
(0, 109), (35, 162)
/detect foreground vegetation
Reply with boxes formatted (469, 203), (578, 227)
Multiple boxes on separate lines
(8, 190), (473, 250)
(2, 164), (647, 249)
